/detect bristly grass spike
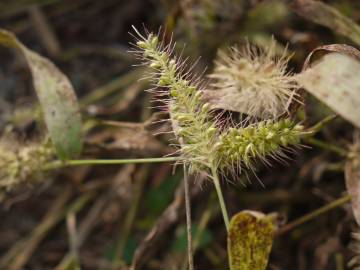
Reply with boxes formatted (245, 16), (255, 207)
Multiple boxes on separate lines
(208, 38), (300, 119)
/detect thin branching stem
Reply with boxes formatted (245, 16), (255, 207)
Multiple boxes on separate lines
(211, 165), (230, 231)
(305, 114), (337, 135)
(43, 157), (183, 170)
(278, 194), (351, 235)
(306, 137), (348, 157)
(183, 164), (194, 270)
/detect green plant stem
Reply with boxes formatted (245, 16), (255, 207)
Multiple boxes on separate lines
(306, 114), (337, 135)
(305, 137), (348, 156)
(278, 194), (351, 235)
(44, 156), (183, 170)
(183, 164), (194, 270)
(211, 166), (230, 231)
(181, 196), (215, 270)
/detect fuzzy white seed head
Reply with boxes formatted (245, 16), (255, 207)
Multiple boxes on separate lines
(208, 39), (299, 119)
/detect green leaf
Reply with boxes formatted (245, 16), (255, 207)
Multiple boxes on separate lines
(228, 211), (275, 270)
(0, 29), (83, 160)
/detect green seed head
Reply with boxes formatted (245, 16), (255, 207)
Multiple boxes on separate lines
(215, 119), (303, 171)
(132, 29), (304, 177)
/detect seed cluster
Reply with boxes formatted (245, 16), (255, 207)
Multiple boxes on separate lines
(136, 32), (218, 172)
(134, 30), (303, 175)
(0, 140), (54, 192)
(215, 119), (303, 170)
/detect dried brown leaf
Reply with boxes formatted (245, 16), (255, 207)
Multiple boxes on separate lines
(302, 44), (360, 71)
(291, 0), (360, 46)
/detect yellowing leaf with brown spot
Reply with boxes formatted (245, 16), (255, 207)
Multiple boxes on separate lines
(297, 52), (360, 129)
(0, 29), (82, 160)
(228, 211), (275, 270)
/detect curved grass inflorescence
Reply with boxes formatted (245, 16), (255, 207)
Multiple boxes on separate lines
(133, 28), (219, 173)
(214, 119), (304, 172)
(132, 28), (304, 177)
(132, 28), (306, 233)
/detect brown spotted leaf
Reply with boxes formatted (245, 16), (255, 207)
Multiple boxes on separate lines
(297, 52), (360, 129)
(228, 211), (275, 270)
(345, 136), (360, 225)
(0, 29), (82, 160)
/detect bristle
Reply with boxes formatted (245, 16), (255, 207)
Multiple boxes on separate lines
(131, 27), (220, 173)
(215, 119), (304, 173)
(131, 28), (304, 179)
(208, 38), (300, 119)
